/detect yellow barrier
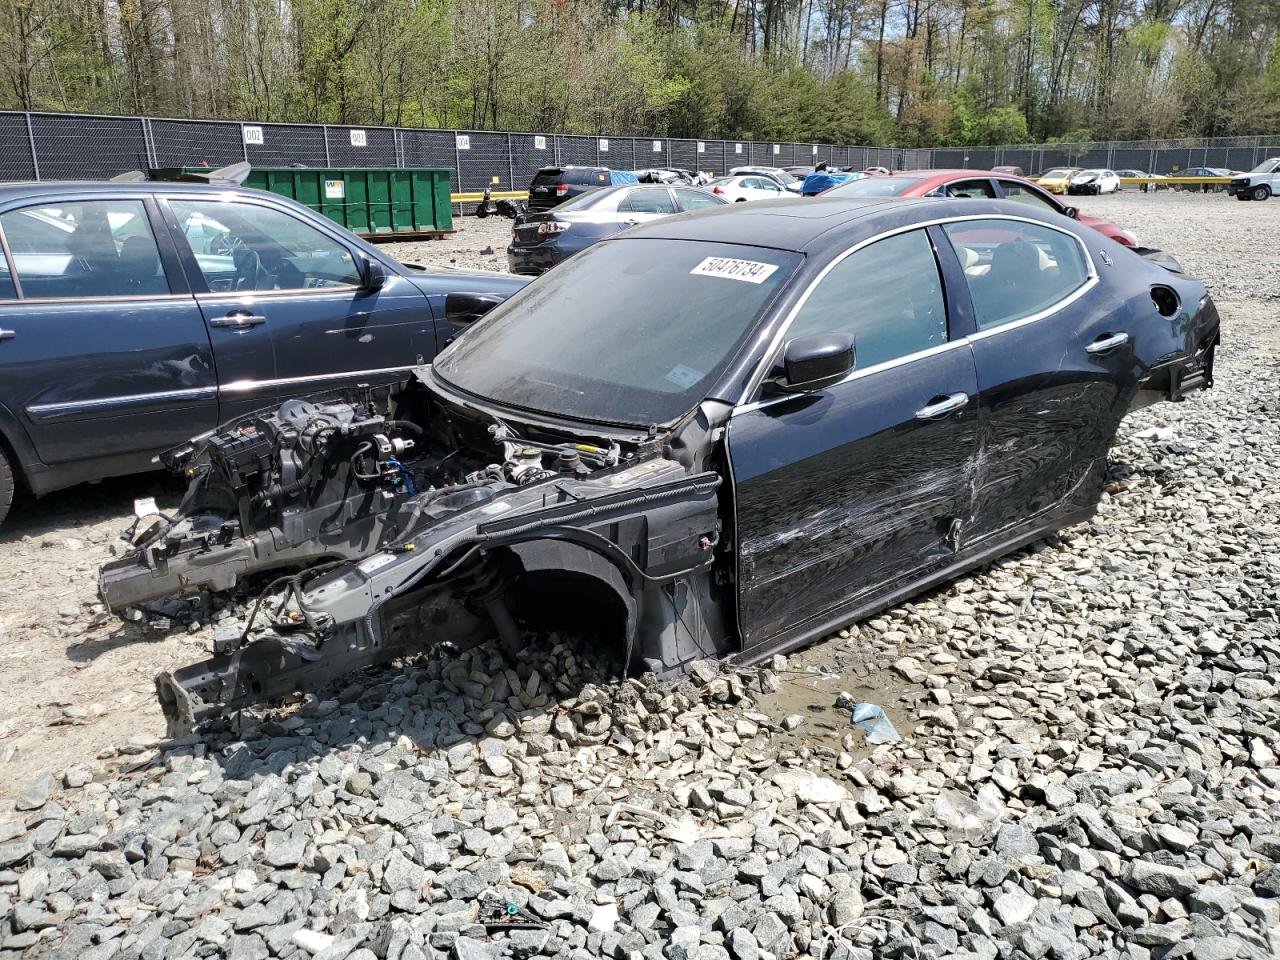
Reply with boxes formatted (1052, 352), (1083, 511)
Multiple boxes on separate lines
(451, 190), (530, 203)
(1118, 177), (1231, 186)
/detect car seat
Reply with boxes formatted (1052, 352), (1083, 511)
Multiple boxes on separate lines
(118, 236), (167, 294)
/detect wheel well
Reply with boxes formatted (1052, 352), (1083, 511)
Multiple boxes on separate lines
(509, 569), (629, 646)
(0, 428), (28, 495)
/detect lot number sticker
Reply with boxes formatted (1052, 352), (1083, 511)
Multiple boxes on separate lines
(534, 135), (546, 150)
(599, 138), (609, 152)
(456, 134), (471, 150)
(242, 125), (264, 145)
(690, 256), (778, 284)
(349, 129), (366, 147)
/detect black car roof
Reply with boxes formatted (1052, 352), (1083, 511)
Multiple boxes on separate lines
(620, 195), (1080, 254)
(620, 196), (936, 252)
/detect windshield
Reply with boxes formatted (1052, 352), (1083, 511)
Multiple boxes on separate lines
(1042, 168), (1075, 178)
(1249, 158), (1280, 174)
(824, 176), (922, 197)
(435, 238), (802, 426)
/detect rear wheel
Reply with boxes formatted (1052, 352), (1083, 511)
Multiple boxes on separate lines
(1252, 185), (1270, 202)
(0, 446), (14, 528)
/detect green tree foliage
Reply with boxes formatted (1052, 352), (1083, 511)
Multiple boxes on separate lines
(1, 0), (1278, 144)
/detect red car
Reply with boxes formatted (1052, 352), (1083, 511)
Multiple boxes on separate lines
(822, 169), (1140, 247)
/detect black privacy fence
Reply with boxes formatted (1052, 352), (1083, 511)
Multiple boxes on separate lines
(0, 111), (909, 192)
(2, 111), (1278, 191)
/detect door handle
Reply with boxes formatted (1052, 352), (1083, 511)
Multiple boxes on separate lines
(209, 312), (267, 329)
(1085, 332), (1130, 354)
(915, 392), (969, 420)
(0, 328), (14, 341)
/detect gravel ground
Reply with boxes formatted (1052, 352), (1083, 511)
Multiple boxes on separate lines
(0, 194), (1278, 960)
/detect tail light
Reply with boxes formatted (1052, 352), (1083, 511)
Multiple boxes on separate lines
(536, 220), (570, 237)
(555, 184), (569, 196)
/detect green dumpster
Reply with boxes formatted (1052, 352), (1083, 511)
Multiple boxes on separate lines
(149, 166), (454, 239)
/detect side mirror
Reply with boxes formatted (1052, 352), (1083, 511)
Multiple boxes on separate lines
(772, 333), (855, 393)
(445, 291), (506, 326)
(1063, 205), (1080, 219)
(362, 257), (388, 291)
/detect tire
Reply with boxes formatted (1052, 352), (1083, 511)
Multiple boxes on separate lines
(475, 205), (489, 219)
(0, 445), (13, 528)
(1237, 193), (1251, 201)
(1252, 185), (1270, 202)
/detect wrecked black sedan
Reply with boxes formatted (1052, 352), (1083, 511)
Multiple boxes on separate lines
(99, 196), (1219, 731)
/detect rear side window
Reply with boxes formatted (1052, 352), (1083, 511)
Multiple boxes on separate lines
(674, 188), (723, 210)
(0, 200), (168, 299)
(564, 169), (608, 186)
(998, 181), (1058, 212)
(787, 228), (947, 368)
(531, 170), (562, 187)
(170, 200), (360, 293)
(942, 219), (1090, 331)
(619, 189), (676, 214)
(944, 180), (995, 198)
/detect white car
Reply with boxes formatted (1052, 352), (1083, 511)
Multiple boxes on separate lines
(728, 167), (803, 194)
(708, 175), (789, 202)
(1067, 169), (1121, 195)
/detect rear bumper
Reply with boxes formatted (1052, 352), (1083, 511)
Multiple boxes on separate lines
(507, 244), (565, 276)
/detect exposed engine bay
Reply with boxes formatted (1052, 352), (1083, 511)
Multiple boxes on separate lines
(100, 371), (730, 733)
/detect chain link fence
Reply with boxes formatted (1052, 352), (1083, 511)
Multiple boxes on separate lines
(5, 111), (1280, 189)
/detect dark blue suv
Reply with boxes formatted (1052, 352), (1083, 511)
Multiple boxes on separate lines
(0, 181), (526, 525)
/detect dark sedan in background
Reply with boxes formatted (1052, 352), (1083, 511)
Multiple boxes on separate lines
(507, 183), (725, 275)
(0, 181), (525, 526)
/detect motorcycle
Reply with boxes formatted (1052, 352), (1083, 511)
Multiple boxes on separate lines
(474, 186), (526, 220)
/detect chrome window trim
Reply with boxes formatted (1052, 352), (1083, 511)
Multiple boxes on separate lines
(733, 213), (1098, 409)
(218, 364), (416, 396)
(734, 340), (968, 416)
(0, 292), (194, 306)
(193, 283), (362, 302)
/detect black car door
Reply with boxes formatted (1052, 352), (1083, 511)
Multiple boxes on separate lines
(727, 227), (979, 649)
(0, 194), (217, 472)
(160, 196), (433, 420)
(935, 216), (1138, 544)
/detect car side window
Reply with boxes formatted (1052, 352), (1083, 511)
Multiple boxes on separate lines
(619, 189), (676, 215)
(0, 200), (168, 299)
(674, 188), (722, 211)
(786, 229), (947, 369)
(942, 219), (1090, 332)
(998, 182), (1059, 211)
(945, 180), (996, 198)
(170, 200), (361, 293)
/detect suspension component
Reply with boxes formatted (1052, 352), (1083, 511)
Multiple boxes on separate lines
(453, 552), (521, 654)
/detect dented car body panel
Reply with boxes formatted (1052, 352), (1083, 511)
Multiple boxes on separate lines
(98, 197), (1220, 731)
